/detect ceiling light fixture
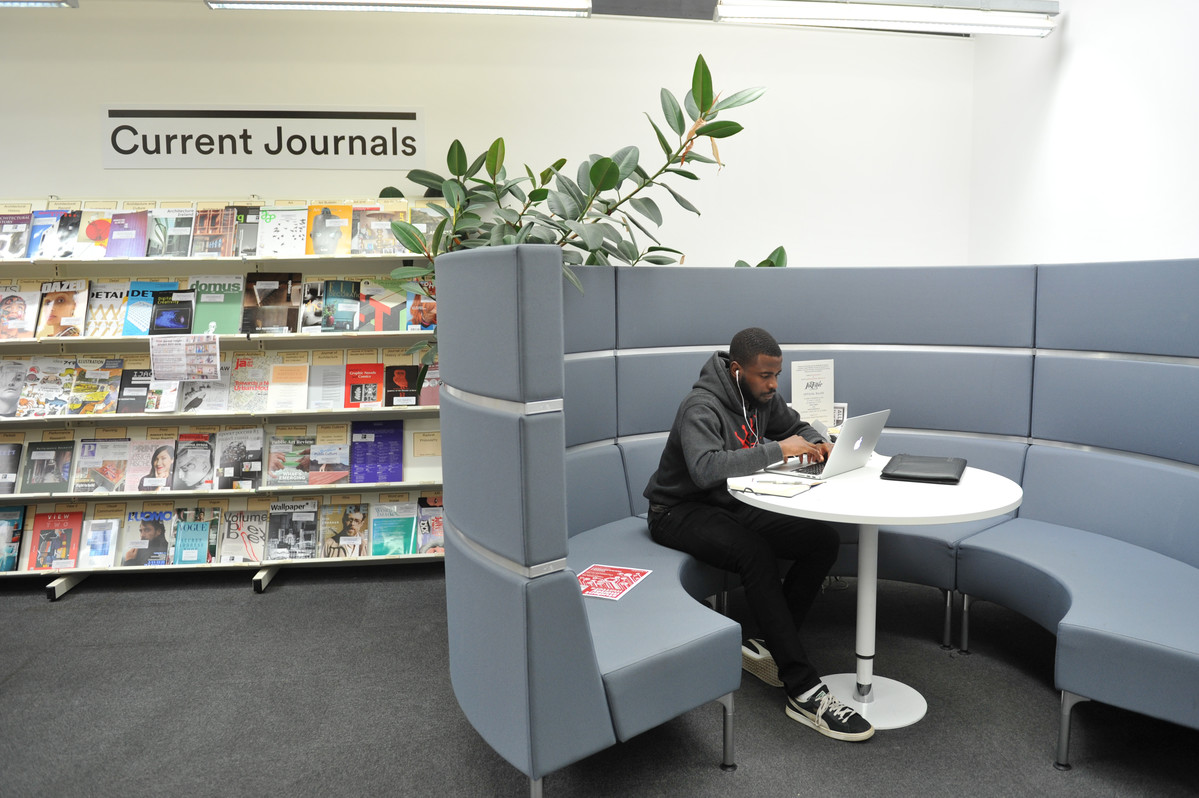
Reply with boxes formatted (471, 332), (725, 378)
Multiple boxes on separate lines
(0, 0), (78, 7)
(205, 0), (590, 16)
(714, 0), (1059, 37)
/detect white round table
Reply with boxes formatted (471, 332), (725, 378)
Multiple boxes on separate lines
(730, 454), (1023, 729)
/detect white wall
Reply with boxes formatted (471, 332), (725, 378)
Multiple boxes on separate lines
(0, 0), (973, 268)
(970, 0), (1199, 265)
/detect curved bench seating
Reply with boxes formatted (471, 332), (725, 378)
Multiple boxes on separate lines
(441, 245), (1199, 789)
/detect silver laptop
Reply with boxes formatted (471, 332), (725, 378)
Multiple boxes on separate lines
(765, 409), (891, 480)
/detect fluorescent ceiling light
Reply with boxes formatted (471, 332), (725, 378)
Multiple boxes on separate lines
(0, 0), (77, 7)
(205, 0), (590, 15)
(715, 0), (1059, 37)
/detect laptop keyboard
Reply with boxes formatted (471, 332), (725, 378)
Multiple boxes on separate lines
(789, 460), (826, 476)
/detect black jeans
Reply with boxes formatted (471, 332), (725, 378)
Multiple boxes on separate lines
(649, 501), (840, 697)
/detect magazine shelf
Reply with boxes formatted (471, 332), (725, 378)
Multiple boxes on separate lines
(1, 254), (445, 599)
(1, 551), (446, 600)
(0, 329), (433, 356)
(0, 404), (440, 432)
(3, 253), (425, 282)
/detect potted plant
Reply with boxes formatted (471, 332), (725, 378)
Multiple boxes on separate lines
(378, 54), (784, 367)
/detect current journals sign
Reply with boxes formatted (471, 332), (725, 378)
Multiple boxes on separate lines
(103, 108), (424, 170)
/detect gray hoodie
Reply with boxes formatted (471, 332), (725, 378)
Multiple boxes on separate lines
(643, 351), (823, 509)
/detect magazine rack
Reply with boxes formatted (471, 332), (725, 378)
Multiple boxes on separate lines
(1, 254), (443, 598)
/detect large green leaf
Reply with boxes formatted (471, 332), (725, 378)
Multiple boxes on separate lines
(567, 221), (605, 251)
(465, 152), (488, 179)
(660, 88), (685, 137)
(763, 245), (788, 267)
(454, 212), (483, 232)
(555, 174), (588, 210)
(407, 169), (447, 191)
(431, 217), (448, 255)
(441, 180), (466, 211)
(547, 189), (581, 220)
(589, 157), (621, 193)
(662, 183), (701, 215)
(612, 145), (639, 182)
(642, 255), (678, 265)
(629, 196), (663, 226)
(666, 168), (699, 180)
(683, 88), (701, 122)
(576, 157), (594, 195)
(390, 220), (427, 255)
(645, 114), (673, 157)
(562, 264), (583, 293)
(496, 207), (522, 226)
(692, 55), (714, 116)
(696, 120), (744, 139)
(540, 158), (567, 186)
(388, 265), (436, 281)
(617, 239), (639, 264)
(529, 187), (550, 203)
(485, 138), (506, 180)
(623, 211), (662, 245)
(447, 140), (468, 177)
(713, 86), (766, 112)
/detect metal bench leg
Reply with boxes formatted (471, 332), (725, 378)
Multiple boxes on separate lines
(1055, 690), (1091, 771)
(529, 776), (542, 797)
(941, 589), (954, 649)
(960, 593), (972, 653)
(717, 691), (736, 772)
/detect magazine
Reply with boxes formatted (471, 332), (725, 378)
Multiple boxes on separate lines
(265, 499), (320, 561)
(370, 501), (418, 556)
(308, 443), (349, 485)
(219, 508), (267, 563)
(0, 290), (41, 340)
(27, 510), (84, 570)
(0, 358), (29, 417)
(66, 357), (122, 415)
(178, 363), (232, 413)
(175, 506), (223, 564)
(35, 279), (88, 338)
(215, 427), (263, 490)
(16, 356), (77, 417)
(70, 437), (130, 494)
(80, 518), (122, 568)
(19, 440), (75, 495)
(264, 435), (313, 487)
(173, 433), (215, 492)
(318, 503), (369, 559)
(0, 442), (21, 494)
(0, 505), (26, 572)
(126, 439), (176, 493)
(118, 508), (175, 567)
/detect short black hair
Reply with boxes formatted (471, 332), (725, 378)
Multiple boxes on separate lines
(729, 327), (781, 367)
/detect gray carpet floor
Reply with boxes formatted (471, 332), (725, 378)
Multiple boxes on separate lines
(1, 564), (1196, 797)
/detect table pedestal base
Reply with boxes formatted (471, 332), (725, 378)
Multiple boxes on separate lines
(820, 673), (927, 730)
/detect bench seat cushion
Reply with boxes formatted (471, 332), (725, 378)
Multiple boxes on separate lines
(567, 517), (741, 741)
(957, 518), (1199, 731)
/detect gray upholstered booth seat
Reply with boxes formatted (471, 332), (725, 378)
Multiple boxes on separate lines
(957, 446), (1199, 757)
(440, 246), (740, 796)
(445, 246), (1199, 784)
(957, 518), (1199, 731)
(568, 518), (741, 740)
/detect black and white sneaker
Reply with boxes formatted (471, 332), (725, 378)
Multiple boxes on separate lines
(741, 638), (783, 687)
(786, 685), (875, 742)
